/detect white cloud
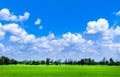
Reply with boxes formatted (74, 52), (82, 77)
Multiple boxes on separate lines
(0, 23), (5, 39)
(3, 23), (27, 36)
(116, 11), (120, 16)
(0, 22), (36, 44)
(10, 34), (36, 44)
(102, 26), (120, 42)
(87, 40), (94, 45)
(0, 43), (5, 52)
(18, 12), (30, 22)
(21, 34), (36, 44)
(35, 18), (41, 25)
(0, 8), (120, 61)
(1, 21), (120, 61)
(39, 26), (43, 30)
(0, 8), (30, 22)
(114, 26), (120, 35)
(62, 32), (86, 43)
(1, 26), (120, 61)
(102, 29), (114, 41)
(10, 36), (19, 42)
(86, 18), (109, 34)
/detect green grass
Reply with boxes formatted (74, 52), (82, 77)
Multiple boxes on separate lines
(0, 65), (120, 77)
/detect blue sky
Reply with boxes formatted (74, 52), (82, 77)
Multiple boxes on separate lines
(0, 0), (120, 61)
(1, 0), (119, 36)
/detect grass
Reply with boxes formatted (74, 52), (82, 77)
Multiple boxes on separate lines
(0, 65), (120, 77)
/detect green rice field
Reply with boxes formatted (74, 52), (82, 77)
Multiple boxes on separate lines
(0, 65), (120, 77)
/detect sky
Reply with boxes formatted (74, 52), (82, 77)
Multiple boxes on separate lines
(0, 0), (120, 61)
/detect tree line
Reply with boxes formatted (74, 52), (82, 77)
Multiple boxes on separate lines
(0, 56), (120, 65)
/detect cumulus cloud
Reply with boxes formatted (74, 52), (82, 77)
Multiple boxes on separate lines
(18, 12), (30, 22)
(114, 26), (120, 35)
(0, 8), (120, 61)
(1, 24), (120, 61)
(86, 18), (109, 34)
(1, 20), (120, 61)
(35, 18), (43, 30)
(62, 32), (85, 44)
(3, 23), (27, 35)
(102, 26), (120, 42)
(0, 8), (30, 22)
(0, 17), (120, 61)
(0, 43), (5, 52)
(116, 10), (120, 16)
(0, 23), (36, 44)
(0, 23), (5, 39)
(35, 18), (41, 25)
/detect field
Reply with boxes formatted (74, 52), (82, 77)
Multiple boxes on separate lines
(0, 65), (120, 77)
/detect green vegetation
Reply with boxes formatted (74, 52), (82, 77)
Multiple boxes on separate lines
(0, 65), (120, 77)
(1, 56), (120, 65)
(1, 56), (120, 77)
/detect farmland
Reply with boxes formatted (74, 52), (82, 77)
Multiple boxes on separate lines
(0, 65), (120, 77)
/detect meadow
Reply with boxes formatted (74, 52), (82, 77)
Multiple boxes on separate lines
(0, 65), (120, 77)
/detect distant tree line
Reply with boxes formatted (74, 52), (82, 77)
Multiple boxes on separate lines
(0, 56), (120, 65)
(0, 56), (18, 65)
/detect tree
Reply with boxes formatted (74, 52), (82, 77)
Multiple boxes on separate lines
(0, 56), (11, 65)
(80, 59), (85, 65)
(50, 60), (54, 65)
(54, 61), (59, 65)
(109, 58), (114, 65)
(32, 60), (40, 65)
(46, 58), (50, 65)
(91, 59), (96, 65)
(0, 56), (5, 65)
(99, 57), (106, 65)
(41, 60), (45, 65)
(11, 59), (18, 65)
(64, 59), (73, 65)
(105, 60), (109, 65)
(64, 59), (68, 64)
(114, 61), (120, 66)
(54, 59), (61, 65)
